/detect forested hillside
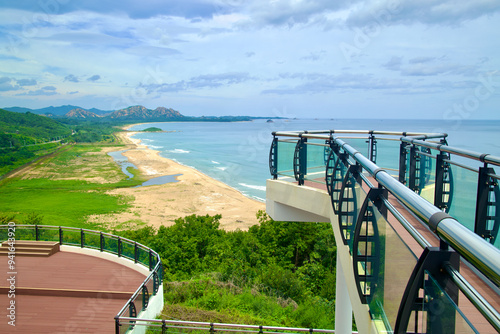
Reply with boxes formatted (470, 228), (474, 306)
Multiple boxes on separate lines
(116, 212), (338, 328)
(0, 109), (118, 176)
(0, 108), (71, 140)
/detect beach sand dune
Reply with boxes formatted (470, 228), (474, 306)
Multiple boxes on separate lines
(92, 131), (265, 231)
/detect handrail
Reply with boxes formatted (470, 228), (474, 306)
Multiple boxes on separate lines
(116, 317), (348, 334)
(334, 137), (500, 286)
(402, 138), (500, 167)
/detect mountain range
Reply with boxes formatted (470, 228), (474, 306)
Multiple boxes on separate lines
(3, 105), (283, 123)
(3, 105), (185, 121)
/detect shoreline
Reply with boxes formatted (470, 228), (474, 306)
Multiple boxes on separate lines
(96, 127), (265, 231)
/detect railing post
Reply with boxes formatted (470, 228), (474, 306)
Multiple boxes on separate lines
(118, 237), (122, 257)
(269, 134), (278, 179)
(153, 271), (159, 295)
(367, 132), (377, 163)
(296, 136), (307, 186)
(100, 232), (104, 252)
(408, 145), (419, 192)
(142, 284), (149, 310)
(114, 316), (121, 334)
(149, 249), (153, 271)
(35, 225), (39, 241)
(434, 152), (449, 211)
(80, 228), (84, 248)
(59, 226), (63, 245)
(399, 140), (408, 184)
(134, 242), (138, 263)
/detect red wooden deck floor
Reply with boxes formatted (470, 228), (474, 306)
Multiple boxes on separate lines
(0, 250), (146, 333)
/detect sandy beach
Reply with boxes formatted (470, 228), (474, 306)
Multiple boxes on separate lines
(91, 128), (265, 231)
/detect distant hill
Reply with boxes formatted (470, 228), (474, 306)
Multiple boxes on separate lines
(3, 107), (34, 113)
(4, 105), (112, 116)
(4, 104), (285, 123)
(0, 108), (72, 140)
(65, 108), (101, 119)
(109, 105), (184, 120)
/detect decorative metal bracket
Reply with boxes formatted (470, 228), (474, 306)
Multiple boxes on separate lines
(475, 166), (500, 244)
(293, 136), (307, 185)
(269, 135), (278, 179)
(352, 187), (387, 304)
(434, 152), (454, 211)
(394, 247), (460, 333)
(338, 163), (362, 245)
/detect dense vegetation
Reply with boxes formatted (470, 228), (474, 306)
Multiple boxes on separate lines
(0, 109), (71, 139)
(116, 212), (337, 328)
(0, 109), (121, 176)
(142, 127), (163, 132)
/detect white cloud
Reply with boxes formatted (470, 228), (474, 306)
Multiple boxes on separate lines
(0, 2), (498, 119)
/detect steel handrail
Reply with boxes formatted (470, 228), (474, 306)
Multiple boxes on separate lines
(117, 317), (345, 333)
(272, 130), (500, 285)
(403, 138), (500, 167)
(333, 137), (500, 286)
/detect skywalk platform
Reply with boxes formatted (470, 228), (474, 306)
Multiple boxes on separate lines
(0, 245), (146, 333)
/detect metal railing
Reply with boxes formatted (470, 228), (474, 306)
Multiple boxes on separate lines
(0, 224), (163, 333)
(116, 318), (344, 334)
(269, 130), (500, 333)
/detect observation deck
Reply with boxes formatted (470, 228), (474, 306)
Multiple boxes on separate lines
(0, 226), (164, 334)
(266, 130), (500, 334)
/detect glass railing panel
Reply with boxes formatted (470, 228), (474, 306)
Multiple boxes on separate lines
(37, 226), (59, 242)
(121, 240), (136, 261)
(404, 146), (411, 186)
(276, 139), (297, 179)
(10, 226), (36, 241)
(304, 141), (328, 184)
(103, 235), (119, 255)
(417, 149), (437, 205)
(342, 137), (369, 157)
(423, 271), (478, 334)
(117, 306), (133, 334)
(368, 205), (418, 333)
(447, 164), (478, 233)
(136, 246), (150, 267)
(145, 275), (155, 299)
(374, 138), (401, 176)
(133, 291), (144, 314)
(83, 231), (101, 250)
(61, 228), (82, 246)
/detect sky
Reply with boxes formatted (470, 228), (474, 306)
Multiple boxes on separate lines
(0, 0), (499, 120)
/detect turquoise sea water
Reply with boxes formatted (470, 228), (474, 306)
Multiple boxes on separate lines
(128, 119), (500, 201)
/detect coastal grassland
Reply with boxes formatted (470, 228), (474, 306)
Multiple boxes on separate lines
(0, 143), (145, 229)
(0, 142), (63, 176)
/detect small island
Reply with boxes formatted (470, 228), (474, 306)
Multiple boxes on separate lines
(142, 127), (163, 132)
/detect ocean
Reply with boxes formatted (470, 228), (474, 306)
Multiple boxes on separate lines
(128, 119), (500, 201)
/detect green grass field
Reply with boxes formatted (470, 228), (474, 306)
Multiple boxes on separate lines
(0, 143), (144, 229)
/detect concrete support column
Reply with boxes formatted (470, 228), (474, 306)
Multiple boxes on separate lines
(335, 254), (352, 334)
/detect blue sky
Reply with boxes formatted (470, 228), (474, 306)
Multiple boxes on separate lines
(0, 0), (499, 119)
